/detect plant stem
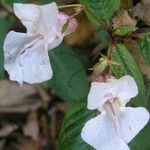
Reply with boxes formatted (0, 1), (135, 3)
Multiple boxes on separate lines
(0, 0), (13, 14)
(107, 43), (114, 76)
(58, 4), (82, 9)
(68, 7), (83, 22)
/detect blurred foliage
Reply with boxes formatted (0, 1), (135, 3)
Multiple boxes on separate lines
(139, 32), (150, 66)
(43, 44), (89, 102)
(0, 16), (15, 79)
(58, 101), (96, 150)
(98, 28), (110, 47)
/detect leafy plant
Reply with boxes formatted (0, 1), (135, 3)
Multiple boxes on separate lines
(0, 0), (150, 150)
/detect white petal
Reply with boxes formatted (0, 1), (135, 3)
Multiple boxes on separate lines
(19, 40), (52, 84)
(3, 31), (52, 84)
(13, 2), (58, 37)
(48, 12), (78, 50)
(81, 114), (129, 150)
(118, 107), (150, 143)
(87, 75), (138, 110)
(87, 82), (113, 110)
(13, 3), (40, 35)
(3, 31), (34, 84)
(3, 31), (33, 59)
(37, 2), (58, 38)
(117, 75), (138, 105)
(48, 35), (63, 50)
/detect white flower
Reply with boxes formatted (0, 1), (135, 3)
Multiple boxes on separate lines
(81, 75), (149, 150)
(3, 2), (78, 85)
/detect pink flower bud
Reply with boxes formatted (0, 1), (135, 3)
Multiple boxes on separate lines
(56, 12), (78, 36)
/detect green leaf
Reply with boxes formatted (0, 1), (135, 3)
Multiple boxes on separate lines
(37, 0), (56, 5)
(114, 26), (137, 36)
(80, 0), (120, 25)
(5, 0), (29, 6)
(58, 101), (96, 150)
(5, 0), (55, 5)
(112, 43), (146, 106)
(139, 33), (150, 66)
(43, 44), (89, 101)
(0, 16), (15, 80)
(143, 75), (150, 111)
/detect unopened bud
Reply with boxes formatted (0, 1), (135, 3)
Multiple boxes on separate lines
(93, 58), (109, 77)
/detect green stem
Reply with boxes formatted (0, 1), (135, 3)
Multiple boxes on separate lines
(58, 4), (82, 9)
(0, 0), (13, 13)
(107, 43), (114, 76)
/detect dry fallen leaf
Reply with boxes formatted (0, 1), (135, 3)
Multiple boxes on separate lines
(0, 80), (43, 113)
(18, 137), (40, 150)
(113, 9), (137, 29)
(132, 0), (150, 26)
(0, 80), (36, 106)
(0, 124), (18, 138)
(0, 140), (5, 150)
(23, 111), (39, 141)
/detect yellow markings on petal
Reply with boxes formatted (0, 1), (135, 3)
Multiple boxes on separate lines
(118, 99), (122, 108)
(32, 29), (37, 34)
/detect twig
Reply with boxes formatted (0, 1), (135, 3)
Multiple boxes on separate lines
(0, 0), (13, 14)
(107, 43), (115, 77)
(58, 4), (82, 9)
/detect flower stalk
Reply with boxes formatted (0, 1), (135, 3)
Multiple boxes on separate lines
(58, 4), (82, 9)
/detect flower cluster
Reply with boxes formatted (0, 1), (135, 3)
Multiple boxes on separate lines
(3, 2), (77, 85)
(81, 75), (149, 150)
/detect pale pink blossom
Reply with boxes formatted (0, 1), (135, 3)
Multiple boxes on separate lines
(81, 75), (149, 150)
(3, 2), (78, 85)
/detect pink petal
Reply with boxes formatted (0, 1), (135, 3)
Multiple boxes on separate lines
(56, 12), (78, 36)
(93, 74), (116, 82)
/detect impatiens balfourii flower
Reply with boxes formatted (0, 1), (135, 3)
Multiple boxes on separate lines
(81, 75), (149, 150)
(3, 2), (78, 85)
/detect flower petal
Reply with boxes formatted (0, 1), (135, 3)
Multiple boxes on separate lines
(36, 2), (58, 38)
(3, 31), (52, 84)
(19, 40), (52, 84)
(48, 12), (78, 50)
(13, 2), (58, 37)
(117, 75), (138, 105)
(118, 107), (149, 143)
(87, 82), (113, 110)
(81, 114), (129, 150)
(13, 3), (40, 35)
(56, 12), (78, 36)
(87, 75), (138, 110)
(3, 31), (35, 84)
(48, 36), (63, 50)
